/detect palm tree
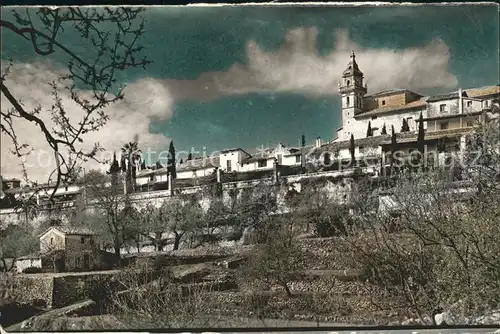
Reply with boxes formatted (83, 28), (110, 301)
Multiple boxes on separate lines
(121, 141), (141, 193)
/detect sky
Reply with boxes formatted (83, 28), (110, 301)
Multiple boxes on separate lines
(1, 4), (499, 182)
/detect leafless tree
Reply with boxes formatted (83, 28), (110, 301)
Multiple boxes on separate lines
(344, 120), (500, 324)
(1, 7), (151, 202)
(244, 225), (306, 299)
(79, 169), (136, 264)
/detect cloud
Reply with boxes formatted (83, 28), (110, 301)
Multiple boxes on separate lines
(165, 28), (457, 101)
(1, 62), (173, 183)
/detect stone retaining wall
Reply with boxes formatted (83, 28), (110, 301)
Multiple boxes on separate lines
(7, 276), (54, 308)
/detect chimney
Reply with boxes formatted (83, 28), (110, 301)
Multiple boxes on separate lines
(459, 88), (463, 114)
(315, 137), (321, 148)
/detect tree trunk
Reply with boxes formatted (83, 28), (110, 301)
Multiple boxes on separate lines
(282, 282), (293, 298)
(155, 232), (162, 251)
(114, 243), (121, 267)
(173, 233), (181, 251)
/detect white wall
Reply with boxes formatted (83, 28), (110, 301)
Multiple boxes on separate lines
(339, 108), (425, 141)
(15, 258), (42, 273)
(177, 167), (216, 180)
(219, 150), (248, 172)
(240, 158), (275, 172)
(281, 154), (301, 166)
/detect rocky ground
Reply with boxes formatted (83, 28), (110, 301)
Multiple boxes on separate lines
(3, 236), (498, 331)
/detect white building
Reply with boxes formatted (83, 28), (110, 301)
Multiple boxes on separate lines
(335, 50), (499, 143)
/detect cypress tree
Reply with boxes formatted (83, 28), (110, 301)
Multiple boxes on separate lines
(401, 118), (410, 132)
(417, 112), (425, 155)
(366, 121), (373, 137)
(168, 141), (177, 179)
(349, 134), (355, 167)
(108, 152), (120, 174)
(381, 123), (387, 135)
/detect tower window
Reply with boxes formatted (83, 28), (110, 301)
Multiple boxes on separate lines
(347, 80), (350, 86)
(346, 96), (350, 106)
(349, 66), (352, 70)
(381, 100), (386, 106)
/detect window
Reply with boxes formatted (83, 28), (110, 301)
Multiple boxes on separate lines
(467, 101), (472, 107)
(50, 237), (54, 245)
(439, 104), (446, 113)
(440, 122), (449, 130)
(295, 155), (301, 163)
(346, 96), (350, 107)
(485, 101), (489, 107)
(226, 160), (232, 172)
(381, 100), (386, 106)
(347, 80), (350, 86)
(258, 159), (267, 168)
(76, 257), (81, 267)
(81, 236), (85, 244)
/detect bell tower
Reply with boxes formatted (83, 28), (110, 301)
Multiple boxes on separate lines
(338, 50), (367, 140)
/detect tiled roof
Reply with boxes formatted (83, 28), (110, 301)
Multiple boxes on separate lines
(465, 85), (500, 98)
(357, 99), (427, 118)
(220, 148), (250, 156)
(40, 225), (96, 237)
(366, 89), (420, 98)
(380, 127), (474, 145)
(18, 252), (41, 260)
(426, 91), (467, 103)
(357, 85), (498, 119)
(136, 167), (168, 178)
(243, 155), (276, 164)
(177, 156), (220, 172)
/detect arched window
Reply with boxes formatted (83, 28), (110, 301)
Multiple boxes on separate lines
(347, 80), (350, 86)
(346, 96), (350, 107)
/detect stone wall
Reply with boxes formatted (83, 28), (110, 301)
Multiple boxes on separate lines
(52, 272), (119, 309)
(0, 171), (365, 228)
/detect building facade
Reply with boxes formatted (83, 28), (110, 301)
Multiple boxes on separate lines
(39, 226), (101, 272)
(0, 52), (498, 220)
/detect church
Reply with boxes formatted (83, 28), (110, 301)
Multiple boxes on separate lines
(310, 50), (500, 168)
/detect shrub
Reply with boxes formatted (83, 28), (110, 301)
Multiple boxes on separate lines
(22, 267), (42, 274)
(314, 213), (352, 237)
(226, 228), (243, 242)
